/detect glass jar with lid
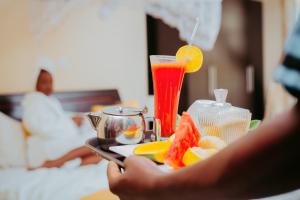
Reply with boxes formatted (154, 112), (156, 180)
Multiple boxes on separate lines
(187, 89), (252, 144)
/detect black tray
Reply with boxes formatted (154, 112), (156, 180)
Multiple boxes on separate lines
(85, 137), (126, 168)
(85, 131), (158, 168)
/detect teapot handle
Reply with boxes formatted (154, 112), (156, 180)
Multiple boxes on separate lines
(144, 117), (161, 142)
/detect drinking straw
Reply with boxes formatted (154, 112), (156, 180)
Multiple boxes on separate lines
(188, 17), (200, 46)
(184, 17), (201, 60)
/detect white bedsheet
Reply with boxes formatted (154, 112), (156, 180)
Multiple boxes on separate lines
(0, 160), (109, 200)
(2, 158), (300, 200)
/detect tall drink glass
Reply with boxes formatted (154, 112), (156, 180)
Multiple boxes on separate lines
(150, 55), (185, 138)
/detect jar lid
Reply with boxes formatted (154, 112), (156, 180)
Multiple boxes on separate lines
(102, 106), (147, 116)
(212, 88), (231, 108)
(193, 88), (251, 120)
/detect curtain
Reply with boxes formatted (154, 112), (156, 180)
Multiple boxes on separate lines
(144, 0), (222, 51)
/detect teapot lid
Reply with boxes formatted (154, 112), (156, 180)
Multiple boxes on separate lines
(102, 106), (147, 116)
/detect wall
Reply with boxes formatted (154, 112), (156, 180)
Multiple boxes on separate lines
(0, 0), (148, 105)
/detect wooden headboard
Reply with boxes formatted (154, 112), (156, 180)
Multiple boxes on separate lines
(0, 89), (121, 120)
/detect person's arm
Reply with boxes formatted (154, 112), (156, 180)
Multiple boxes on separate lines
(108, 103), (300, 200)
(38, 146), (101, 168)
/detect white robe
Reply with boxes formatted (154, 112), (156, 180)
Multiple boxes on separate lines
(22, 92), (94, 167)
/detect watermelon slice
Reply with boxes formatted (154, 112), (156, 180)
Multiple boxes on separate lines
(175, 112), (201, 148)
(165, 112), (201, 168)
(179, 112), (201, 145)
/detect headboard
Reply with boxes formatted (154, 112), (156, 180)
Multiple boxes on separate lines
(0, 89), (121, 120)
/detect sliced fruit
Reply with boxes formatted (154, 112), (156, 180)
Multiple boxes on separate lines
(168, 134), (175, 143)
(165, 113), (201, 168)
(165, 123), (193, 168)
(198, 136), (226, 150)
(178, 112), (201, 146)
(133, 141), (171, 163)
(176, 45), (203, 73)
(182, 147), (217, 166)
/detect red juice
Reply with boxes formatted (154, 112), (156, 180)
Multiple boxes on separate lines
(152, 62), (185, 137)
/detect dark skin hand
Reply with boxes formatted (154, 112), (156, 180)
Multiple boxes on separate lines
(108, 157), (166, 200)
(108, 103), (300, 200)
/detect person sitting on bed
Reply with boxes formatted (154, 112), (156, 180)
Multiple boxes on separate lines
(22, 67), (101, 169)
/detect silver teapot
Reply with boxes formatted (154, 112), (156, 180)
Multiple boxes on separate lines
(87, 106), (160, 145)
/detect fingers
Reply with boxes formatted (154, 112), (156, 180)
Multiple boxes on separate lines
(107, 161), (122, 193)
(107, 161), (122, 181)
(108, 157), (163, 199)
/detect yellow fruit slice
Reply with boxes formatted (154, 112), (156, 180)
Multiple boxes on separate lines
(133, 141), (171, 163)
(176, 45), (203, 73)
(198, 136), (227, 150)
(182, 147), (217, 166)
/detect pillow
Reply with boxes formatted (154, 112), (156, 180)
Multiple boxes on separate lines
(0, 112), (27, 168)
(91, 100), (139, 112)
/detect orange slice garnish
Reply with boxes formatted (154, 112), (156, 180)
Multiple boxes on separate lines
(176, 45), (203, 73)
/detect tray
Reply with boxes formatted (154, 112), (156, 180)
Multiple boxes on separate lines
(85, 137), (126, 168)
(86, 136), (172, 172)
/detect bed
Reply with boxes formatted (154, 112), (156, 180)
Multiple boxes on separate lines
(0, 89), (121, 200)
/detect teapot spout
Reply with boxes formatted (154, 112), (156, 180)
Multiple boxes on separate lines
(87, 113), (101, 130)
